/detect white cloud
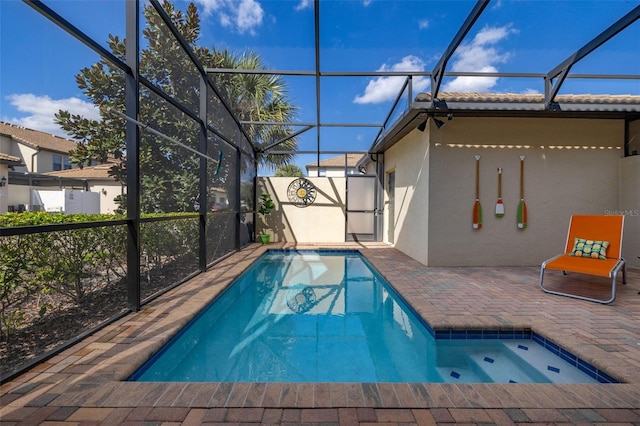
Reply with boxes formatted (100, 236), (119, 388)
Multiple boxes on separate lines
(295, 0), (313, 11)
(443, 24), (516, 93)
(419, 19), (430, 30)
(354, 55), (430, 104)
(4, 93), (100, 138)
(194, 0), (263, 34)
(522, 88), (540, 95)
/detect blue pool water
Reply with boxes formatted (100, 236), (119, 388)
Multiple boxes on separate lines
(131, 250), (611, 383)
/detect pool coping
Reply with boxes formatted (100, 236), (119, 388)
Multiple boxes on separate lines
(2, 243), (640, 413)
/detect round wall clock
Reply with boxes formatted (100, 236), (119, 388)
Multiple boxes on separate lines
(287, 178), (317, 207)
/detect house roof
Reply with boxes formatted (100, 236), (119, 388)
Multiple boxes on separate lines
(306, 153), (365, 169)
(414, 92), (640, 113)
(0, 121), (77, 154)
(0, 152), (24, 166)
(45, 163), (115, 180)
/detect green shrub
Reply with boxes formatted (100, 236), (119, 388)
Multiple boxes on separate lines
(0, 212), (126, 339)
(0, 235), (37, 340)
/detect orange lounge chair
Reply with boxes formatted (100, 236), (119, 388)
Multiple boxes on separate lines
(539, 215), (626, 304)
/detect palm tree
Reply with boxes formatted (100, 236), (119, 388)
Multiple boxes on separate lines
(205, 49), (298, 169)
(275, 164), (304, 177)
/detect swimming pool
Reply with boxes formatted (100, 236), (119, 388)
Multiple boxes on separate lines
(130, 250), (612, 383)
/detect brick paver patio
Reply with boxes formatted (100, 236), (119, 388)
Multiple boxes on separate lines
(2, 243), (639, 424)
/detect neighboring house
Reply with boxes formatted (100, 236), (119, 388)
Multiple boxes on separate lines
(358, 92), (640, 268)
(0, 121), (121, 214)
(46, 164), (123, 214)
(0, 121), (77, 174)
(209, 187), (229, 211)
(306, 153), (365, 177)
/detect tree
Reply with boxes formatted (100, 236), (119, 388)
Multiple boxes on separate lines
(274, 164), (304, 177)
(55, 1), (298, 213)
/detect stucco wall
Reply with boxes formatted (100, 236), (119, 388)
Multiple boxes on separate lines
(383, 130), (431, 265)
(87, 181), (123, 214)
(386, 117), (628, 267)
(620, 155), (640, 268)
(257, 177), (346, 243)
(4, 184), (32, 210)
(13, 143), (35, 172)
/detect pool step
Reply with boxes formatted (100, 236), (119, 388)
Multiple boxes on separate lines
(434, 340), (597, 384)
(500, 341), (597, 383)
(436, 348), (541, 383)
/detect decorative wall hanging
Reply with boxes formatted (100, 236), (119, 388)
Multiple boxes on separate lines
(287, 178), (317, 207)
(473, 155), (482, 229)
(495, 167), (504, 217)
(517, 155), (528, 229)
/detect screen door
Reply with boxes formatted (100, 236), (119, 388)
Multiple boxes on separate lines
(346, 175), (377, 241)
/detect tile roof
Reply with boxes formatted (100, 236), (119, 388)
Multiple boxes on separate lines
(306, 153), (365, 168)
(45, 163), (115, 180)
(0, 152), (24, 165)
(415, 92), (640, 111)
(416, 92), (640, 104)
(0, 121), (78, 154)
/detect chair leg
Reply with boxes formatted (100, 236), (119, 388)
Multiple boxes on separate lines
(540, 266), (617, 304)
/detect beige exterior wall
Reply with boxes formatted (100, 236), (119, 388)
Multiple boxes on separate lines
(620, 155), (640, 268)
(12, 143), (36, 172)
(257, 177), (346, 243)
(385, 117), (628, 267)
(34, 150), (61, 173)
(87, 181), (123, 214)
(8, 143), (72, 174)
(383, 129), (431, 265)
(6, 184), (32, 208)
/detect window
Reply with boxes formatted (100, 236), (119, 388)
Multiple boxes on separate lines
(53, 155), (72, 171)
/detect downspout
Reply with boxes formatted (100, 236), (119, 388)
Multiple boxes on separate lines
(31, 148), (40, 172)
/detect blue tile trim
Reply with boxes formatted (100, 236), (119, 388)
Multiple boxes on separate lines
(434, 329), (533, 340)
(432, 328), (618, 384)
(266, 249), (360, 255)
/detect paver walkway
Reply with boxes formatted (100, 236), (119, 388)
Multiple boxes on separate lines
(2, 243), (640, 425)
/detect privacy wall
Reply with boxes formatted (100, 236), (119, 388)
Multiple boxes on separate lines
(384, 117), (638, 267)
(257, 177), (347, 243)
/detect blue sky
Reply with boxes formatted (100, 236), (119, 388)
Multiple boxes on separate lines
(1, 0), (639, 173)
